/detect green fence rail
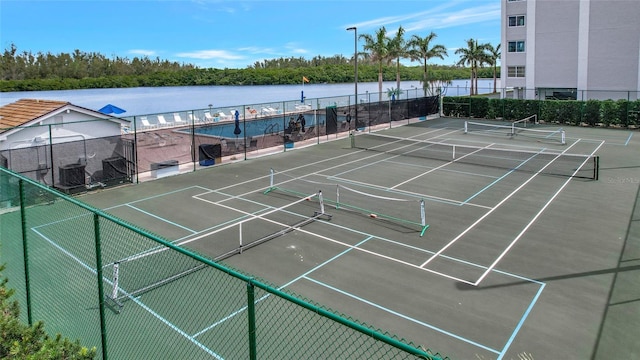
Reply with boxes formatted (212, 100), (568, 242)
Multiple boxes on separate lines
(0, 166), (449, 360)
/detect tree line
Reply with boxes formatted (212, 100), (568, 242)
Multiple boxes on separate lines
(1, 28), (500, 93)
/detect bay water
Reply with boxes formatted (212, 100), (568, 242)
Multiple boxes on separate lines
(0, 79), (494, 116)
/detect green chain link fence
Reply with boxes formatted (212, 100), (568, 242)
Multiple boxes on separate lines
(0, 166), (449, 360)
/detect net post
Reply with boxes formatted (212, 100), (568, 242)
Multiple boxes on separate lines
(561, 129), (566, 145)
(111, 262), (120, 300)
(464, 121), (468, 134)
(318, 190), (325, 215)
(336, 185), (340, 209)
(594, 156), (599, 180)
(510, 122), (516, 136)
(264, 168), (275, 194)
(239, 222), (244, 254)
(419, 199), (429, 237)
(452, 145), (456, 160)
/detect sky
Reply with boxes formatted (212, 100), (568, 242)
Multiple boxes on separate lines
(0, 0), (501, 69)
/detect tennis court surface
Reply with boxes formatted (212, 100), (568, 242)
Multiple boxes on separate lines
(39, 118), (640, 358)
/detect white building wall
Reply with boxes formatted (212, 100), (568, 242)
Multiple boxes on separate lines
(534, 0), (581, 88)
(503, 0), (640, 100)
(0, 109), (121, 151)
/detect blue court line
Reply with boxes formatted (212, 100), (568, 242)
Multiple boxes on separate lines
(625, 132), (633, 146)
(461, 149), (546, 205)
(30, 186), (205, 231)
(303, 275), (500, 355)
(126, 204), (198, 234)
(225, 185), (543, 285)
(279, 236), (374, 288)
(103, 185), (205, 210)
(497, 282), (546, 360)
(195, 186), (547, 354)
(193, 236), (375, 338)
(31, 227), (223, 359)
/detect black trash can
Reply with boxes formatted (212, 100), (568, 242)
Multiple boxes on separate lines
(198, 144), (222, 166)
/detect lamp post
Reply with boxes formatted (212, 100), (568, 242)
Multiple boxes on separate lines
(346, 26), (358, 131)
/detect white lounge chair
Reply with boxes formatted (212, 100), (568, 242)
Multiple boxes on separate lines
(157, 115), (171, 127)
(173, 113), (185, 124)
(218, 111), (231, 121)
(140, 116), (155, 129)
(188, 113), (199, 123)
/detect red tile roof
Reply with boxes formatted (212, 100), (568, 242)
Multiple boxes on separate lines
(0, 99), (70, 130)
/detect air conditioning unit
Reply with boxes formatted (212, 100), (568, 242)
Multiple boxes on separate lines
(59, 163), (85, 187)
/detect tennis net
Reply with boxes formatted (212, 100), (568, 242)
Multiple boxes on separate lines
(265, 169), (429, 236)
(464, 117), (566, 145)
(104, 193), (328, 310)
(352, 132), (599, 180)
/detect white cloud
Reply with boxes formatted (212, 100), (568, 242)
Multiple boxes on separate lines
(176, 49), (245, 60)
(284, 42), (309, 55)
(404, 4), (501, 32)
(237, 46), (277, 54)
(128, 49), (157, 57)
(343, 2), (500, 33)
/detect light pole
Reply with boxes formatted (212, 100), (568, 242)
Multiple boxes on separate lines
(346, 26), (357, 131)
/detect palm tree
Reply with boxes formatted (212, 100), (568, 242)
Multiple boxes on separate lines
(407, 32), (448, 97)
(388, 26), (406, 98)
(360, 26), (392, 101)
(455, 38), (489, 95)
(486, 43), (501, 93)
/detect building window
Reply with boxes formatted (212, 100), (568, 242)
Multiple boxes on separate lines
(508, 15), (525, 27)
(508, 41), (525, 52)
(508, 66), (526, 77)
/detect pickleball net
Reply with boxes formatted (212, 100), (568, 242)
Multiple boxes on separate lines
(351, 132), (599, 180)
(464, 115), (566, 145)
(104, 192), (329, 310)
(265, 169), (429, 236)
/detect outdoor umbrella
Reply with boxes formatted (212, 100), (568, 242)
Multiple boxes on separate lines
(233, 110), (241, 136)
(98, 104), (126, 115)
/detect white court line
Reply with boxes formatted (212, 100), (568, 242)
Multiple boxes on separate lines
(174, 193), (317, 248)
(30, 227), (224, 359)
(321, 173), (492, 209)
(473, 140), (605, 285)
(419, 139), (584, 272)
(194, 128), (471, 208)
(206, 187), (548, 286)
(194, 191), (478, 286)
(390, 143), (497, 189)
(197, 127), (455, 198)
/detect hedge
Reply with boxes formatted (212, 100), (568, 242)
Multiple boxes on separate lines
(442, 96), (640, 128)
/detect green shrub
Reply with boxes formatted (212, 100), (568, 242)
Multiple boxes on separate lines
(582, 100), (600, 126)
(0, 265), (96, 359)
(470, 97), (489, 118)
(600, 100), (618, 126)
(486, 98), (502, 119)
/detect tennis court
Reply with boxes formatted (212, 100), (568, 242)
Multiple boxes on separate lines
(28, 116), (639, 359)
